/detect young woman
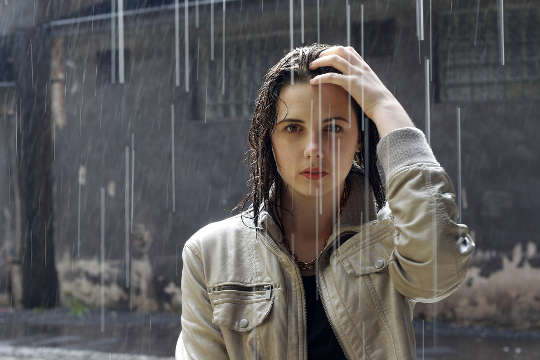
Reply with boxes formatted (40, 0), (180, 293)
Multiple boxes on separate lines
(176, 44), (476, 360)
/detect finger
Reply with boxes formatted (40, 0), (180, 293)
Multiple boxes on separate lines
(319, 46), (363, 67)
(344, 46), (375, 72)
(309, 73), (366, 108)
(309, 54), (358, 75)
(309, 73), (357, 93)
(345, 46), (365, 65)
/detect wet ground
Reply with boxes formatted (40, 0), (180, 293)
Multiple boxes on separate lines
(412, 319), (540, 359)
(1, 307), (540, 359)
(0, 307), (179, 358)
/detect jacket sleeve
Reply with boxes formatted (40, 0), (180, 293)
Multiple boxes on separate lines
(175, 240), (229, 359)
(376, 126), (476, 303)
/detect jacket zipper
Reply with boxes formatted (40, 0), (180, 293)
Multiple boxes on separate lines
(316, 266), (353, 360)
(209, 284), (273, 299)
(260, 229), (356, 360)
(313, 230), (357, 360)
(259, 231), (309, 360)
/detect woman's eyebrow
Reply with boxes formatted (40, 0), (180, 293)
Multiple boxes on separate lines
(278, 116), (348, 124)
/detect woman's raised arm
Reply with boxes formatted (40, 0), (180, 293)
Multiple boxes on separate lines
(308, 44), (476, 303)
(376, 126), (476, 303)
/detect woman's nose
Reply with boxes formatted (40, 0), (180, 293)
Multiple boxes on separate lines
(304, 133), (323, 158)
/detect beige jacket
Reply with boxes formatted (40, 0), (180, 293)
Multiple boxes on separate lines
(175, 127), (476, 360)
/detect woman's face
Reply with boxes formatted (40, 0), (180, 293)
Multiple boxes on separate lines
(271, 82), (360, 198)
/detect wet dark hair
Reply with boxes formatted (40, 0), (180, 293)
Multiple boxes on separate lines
(231, 43), (386, 232)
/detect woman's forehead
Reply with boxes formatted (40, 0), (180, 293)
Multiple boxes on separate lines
(277, 83), (355, 119)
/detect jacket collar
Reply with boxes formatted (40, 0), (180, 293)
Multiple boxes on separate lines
(255, 165), (378, 247)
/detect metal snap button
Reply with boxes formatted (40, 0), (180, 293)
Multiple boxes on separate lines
(375, 258), (385, 269)
(457, 236), (473, 254)
(239, 318), (249, 328)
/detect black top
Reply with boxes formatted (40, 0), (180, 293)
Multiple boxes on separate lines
(302, 274), (348, 360)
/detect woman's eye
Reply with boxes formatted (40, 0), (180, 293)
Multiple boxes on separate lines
(283, 123), (342, 134)
(285, 125), (300, 133)
(327, 124), (343, 133)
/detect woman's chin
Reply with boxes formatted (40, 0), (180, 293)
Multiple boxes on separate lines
(297, 184), (341, 198)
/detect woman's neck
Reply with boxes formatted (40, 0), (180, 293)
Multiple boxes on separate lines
(279, 183), (345, 246)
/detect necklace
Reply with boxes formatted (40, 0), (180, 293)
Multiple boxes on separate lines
(282, 184), (349, 272)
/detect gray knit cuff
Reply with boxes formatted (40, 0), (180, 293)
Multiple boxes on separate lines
(376, 127), (439, 182)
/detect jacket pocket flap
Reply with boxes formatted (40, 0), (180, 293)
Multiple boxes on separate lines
(341, 241), (390, 276)
(211, 297), (274, 332)
(209, 283), (274, 332)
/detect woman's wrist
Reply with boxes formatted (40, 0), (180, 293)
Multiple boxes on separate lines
(371, 100), (415, 139)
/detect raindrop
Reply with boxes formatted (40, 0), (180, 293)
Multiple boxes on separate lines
(118, 0), (125, 84)
(457, 106), (462, 223)
(498, 0), (505, 65)
(125, 146), (130, 287)
(171, 104), (176, 213)
(100, 187), (106, 333)
(175, 0), (180, 87)
(185, 0), (190, 92)
(425, 58), (430, 144)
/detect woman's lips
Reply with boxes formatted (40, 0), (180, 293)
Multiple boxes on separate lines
(301, 172), (328, 180)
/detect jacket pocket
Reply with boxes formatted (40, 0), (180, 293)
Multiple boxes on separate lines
(208, 283), (274, 332)
(340, 240), (391, 276)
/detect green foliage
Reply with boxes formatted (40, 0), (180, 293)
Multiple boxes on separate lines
(66, 296), (89, 317)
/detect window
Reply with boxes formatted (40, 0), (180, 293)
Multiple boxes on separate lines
(0, 36), (14, 83)
(96, 48), (131, 86)
(194, 34), (285, 123)
(435, 5), (540, 102)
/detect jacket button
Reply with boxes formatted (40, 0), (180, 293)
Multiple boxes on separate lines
(457, 236), (474, 254)
(239, 318), (249, 328)
(375, 258), (385, 269)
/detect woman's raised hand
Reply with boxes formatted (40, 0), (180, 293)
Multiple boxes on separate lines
(308, 45), (414, 138)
